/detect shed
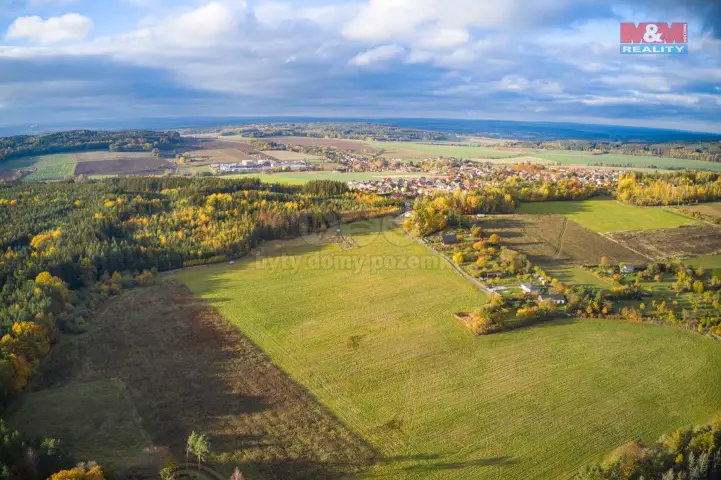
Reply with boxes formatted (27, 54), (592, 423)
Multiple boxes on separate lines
(520, 283), (542, 294)
(539, 294), (566, 305)
(442, 234), (460, 245)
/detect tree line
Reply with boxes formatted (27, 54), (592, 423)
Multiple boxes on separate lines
(617, 171), (721, 206)
(0, 130), (183, 165)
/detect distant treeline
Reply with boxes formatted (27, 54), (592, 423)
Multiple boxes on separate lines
(210, 122), (448, 142)
(0, 130), (183, 164)
(511, 140), (721, 164)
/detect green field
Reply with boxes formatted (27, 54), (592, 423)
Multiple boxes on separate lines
(0, 154), (76, 181)
(541, 262), (612, 288)
(8, 378), (152, 465)
(685, 254), (721, 269)
(518, 197), (695, 232)
(368, 141), (520, 159)
(536, 150), (721, 171)
(178, 219), (721, 479)
(226, 171), (428, 185)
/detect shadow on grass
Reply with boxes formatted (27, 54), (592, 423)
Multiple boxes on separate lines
(31, 278), (381, 480)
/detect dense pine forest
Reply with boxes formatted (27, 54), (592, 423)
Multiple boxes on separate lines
(0, 130), (183, 164)
(0, 177), (399, 410)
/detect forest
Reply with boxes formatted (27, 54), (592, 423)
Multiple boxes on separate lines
(0, 177), (399, 411)
(617, 171), (721, 206)
(0, 130), (183, 164)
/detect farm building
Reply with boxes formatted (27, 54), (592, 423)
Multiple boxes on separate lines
(620, 265), (635, 274)
(520, 283), (542, 294)
(483, 272), (502, 280)
(539, 294), (566, 305)
(442, 234), (460, 245)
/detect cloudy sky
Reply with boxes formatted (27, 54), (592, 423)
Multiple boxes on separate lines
(1, 0), (720, 132)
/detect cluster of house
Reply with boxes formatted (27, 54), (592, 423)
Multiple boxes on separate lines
(348, 176), (456, 196)
(521, 283), (566, 305)
(347, 164), (622, 195)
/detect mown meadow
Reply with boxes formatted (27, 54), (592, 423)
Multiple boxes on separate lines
(179, 219), (721, 479)
(517, 197), (695, 232)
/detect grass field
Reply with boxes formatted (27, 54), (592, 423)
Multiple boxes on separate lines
(14, 277), (377, 479)
(9, 379), (152, 465)
(0, 154), (76, 181)
(535, 150), (721, 171)
(226, 171), (428, 185)
(179, 219), (721, 479)
(686, 254), (721, 269)
(517, 197), (695, 233)
(368, 141), (520, 159)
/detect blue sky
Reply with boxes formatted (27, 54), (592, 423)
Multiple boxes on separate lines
(0, 0), (720, 132)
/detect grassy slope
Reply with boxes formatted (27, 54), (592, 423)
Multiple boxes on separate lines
(8, 379), (152, 464)
(536, 150), (721, 172)
(179, 220), (721, 480)
(225, 171), (428, 184)
(518, 197), (695, 233)
(0, 154), (76, 181)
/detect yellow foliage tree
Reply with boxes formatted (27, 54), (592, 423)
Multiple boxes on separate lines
(49, 464), (104, 480)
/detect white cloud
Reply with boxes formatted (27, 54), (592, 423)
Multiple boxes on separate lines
(153, 2), (238, 46)
(499, 75), (563, 95)
(342, 0), (590, 44)
(350, 44), (405, 66)
(6, 13), (93, 45)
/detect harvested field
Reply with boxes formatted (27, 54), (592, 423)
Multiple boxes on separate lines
(607, 224), (721, 261)
(23, 277), (378, 479)
(75, 157), (173, 176)
(261, 150), (324, 161)
(191, 149), (256, 163)
(185, 138), (258, 153)
(483, 215), (646, 266)
(71, 152), (162, 163)
(676, 202), (721, 221)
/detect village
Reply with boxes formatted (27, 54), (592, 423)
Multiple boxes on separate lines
(347, 162), (622, 196)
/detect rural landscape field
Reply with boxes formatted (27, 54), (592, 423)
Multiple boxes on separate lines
(176, 220), (721, 479)
(2, 123), (721, 480)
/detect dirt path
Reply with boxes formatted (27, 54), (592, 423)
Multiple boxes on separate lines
(397, 221), (496, 297)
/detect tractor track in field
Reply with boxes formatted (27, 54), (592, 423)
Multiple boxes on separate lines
(552, 217), (568, 258)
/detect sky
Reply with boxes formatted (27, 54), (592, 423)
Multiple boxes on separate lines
(0, 0), (720, 133)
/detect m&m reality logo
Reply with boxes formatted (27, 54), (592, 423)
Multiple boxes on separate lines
(620, 22), (688, 54)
